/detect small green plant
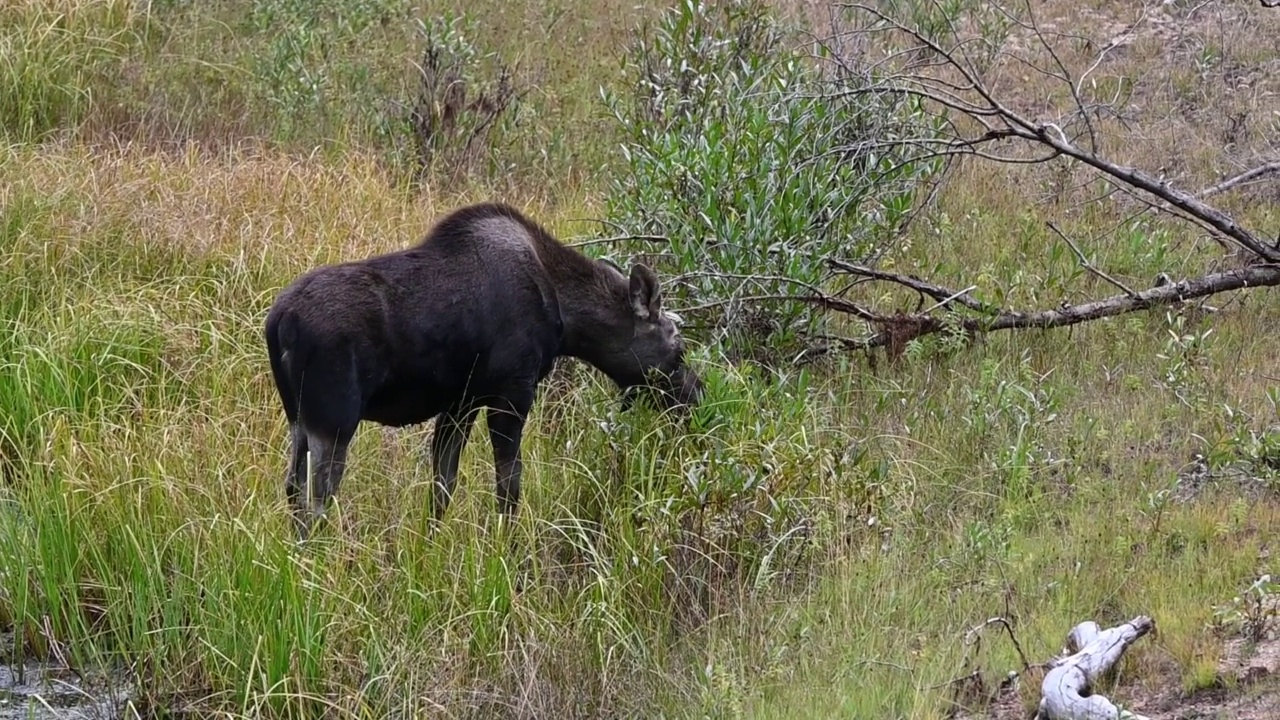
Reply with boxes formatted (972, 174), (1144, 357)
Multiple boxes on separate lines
(1156, 311), (1215, 408)
(244, 0), (413, 142)
(1212, 574), (1279, 644)
(1210, 404), (1280, 484)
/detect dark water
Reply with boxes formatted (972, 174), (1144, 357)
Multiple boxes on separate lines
(0, 634), (133, 720)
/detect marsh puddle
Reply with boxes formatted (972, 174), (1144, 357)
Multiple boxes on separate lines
(0, 634), (133, 720)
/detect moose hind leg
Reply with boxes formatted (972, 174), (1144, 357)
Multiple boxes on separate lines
(431, 404), (479, 519)
(284, 424), (310, 532)
(487, 391), (533, 517)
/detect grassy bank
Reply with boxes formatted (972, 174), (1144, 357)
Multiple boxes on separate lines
(1, 1), (1278, 718)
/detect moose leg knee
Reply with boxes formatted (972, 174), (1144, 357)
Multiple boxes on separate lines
(431, 405), (478, 519)
(487, 395), (531, 517)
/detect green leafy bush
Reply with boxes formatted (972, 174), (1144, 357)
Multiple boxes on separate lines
(602, 0), (943, 364)
(243, 0), (414, 143)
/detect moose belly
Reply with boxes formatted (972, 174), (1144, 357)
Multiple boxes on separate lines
(362, 381), (453, 427)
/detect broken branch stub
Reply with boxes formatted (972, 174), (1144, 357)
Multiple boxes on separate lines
(1038, 616), (1155, 720)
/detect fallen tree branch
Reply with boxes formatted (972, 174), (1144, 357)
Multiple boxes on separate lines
(826, 257), (1002, 314)
(1038, 616), (1155, 720)
(826, 263), (1280, 350)
(717, 1), (1280, 364)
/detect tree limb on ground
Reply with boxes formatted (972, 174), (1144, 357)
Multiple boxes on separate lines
(1038, 616), (1155, 720)
(818, 263), (1278, 351)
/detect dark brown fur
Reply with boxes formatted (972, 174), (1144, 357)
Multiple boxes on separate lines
(264, 202), (701, 538)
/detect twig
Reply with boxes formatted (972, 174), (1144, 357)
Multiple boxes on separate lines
(677, 292), (886, 323)
(826, 257), (1003, 314)
(921, 285), (980, 314)
(1046, 221), (1137, 297)
(567, 234), (670, 248)
(1199, 160), (1280, 198)
(964, 616), (1035, 673)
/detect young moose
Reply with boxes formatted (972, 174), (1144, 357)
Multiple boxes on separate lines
(264, 202), (702, 538)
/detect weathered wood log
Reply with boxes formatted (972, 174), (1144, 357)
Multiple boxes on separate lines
(1038, 616), (1155, 720)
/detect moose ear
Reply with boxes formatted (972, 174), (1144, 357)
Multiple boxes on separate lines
(628, 263), (662, 320)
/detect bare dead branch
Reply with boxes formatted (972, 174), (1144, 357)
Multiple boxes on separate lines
(678, 292), (886, 323)
(833, 2), (1280, 264)
(832, 264), (1280, 350)
(1045, 221), (1137, 297)
(1199, 161), (1280, 198)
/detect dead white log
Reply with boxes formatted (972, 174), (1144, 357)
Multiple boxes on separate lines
(1038, 616), (1155, 720)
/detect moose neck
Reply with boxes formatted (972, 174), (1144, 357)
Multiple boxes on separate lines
(558, 281), (633, 375)
(541, 247), (637, 387)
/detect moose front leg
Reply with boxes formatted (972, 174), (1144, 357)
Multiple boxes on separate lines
(430, 403), (479, 519)
(486, 391), (533, 517)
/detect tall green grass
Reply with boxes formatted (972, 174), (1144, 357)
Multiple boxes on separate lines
(0, 0), (147, 141)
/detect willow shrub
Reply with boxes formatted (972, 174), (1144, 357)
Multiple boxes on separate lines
(602, 0), (943, 364)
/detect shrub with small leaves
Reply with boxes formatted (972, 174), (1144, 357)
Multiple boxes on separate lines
(400, 13), (520, 184)
(245, 0), (413, 140)
(601, 0), (943, 364)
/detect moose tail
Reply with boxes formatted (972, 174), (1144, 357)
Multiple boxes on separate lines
(264, 304), (304, 423)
